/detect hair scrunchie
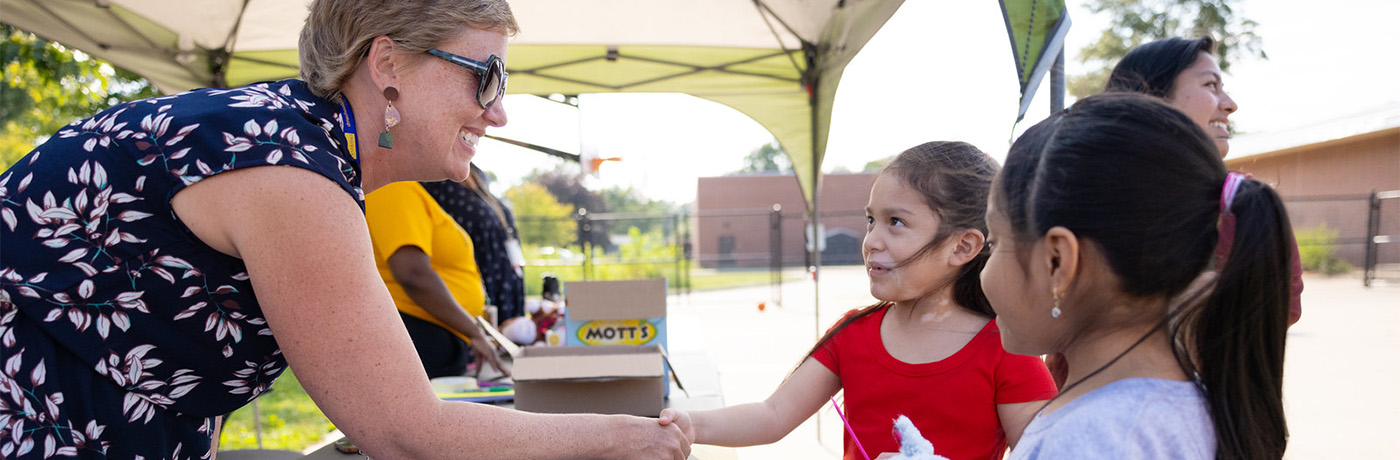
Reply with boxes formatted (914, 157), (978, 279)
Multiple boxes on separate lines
(1214, 172), (1251, 267)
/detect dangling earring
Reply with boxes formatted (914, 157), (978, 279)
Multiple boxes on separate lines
(379, 86), (400, 149)
(1051, 291), (1062, 318)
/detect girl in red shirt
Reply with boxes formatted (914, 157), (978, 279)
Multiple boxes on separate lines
(661, 142), (1058, 460)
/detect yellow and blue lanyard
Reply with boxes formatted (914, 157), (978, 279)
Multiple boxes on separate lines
(338, 94), (360, 165)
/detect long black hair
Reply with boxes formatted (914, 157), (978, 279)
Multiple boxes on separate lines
(1105, 36), (1218, 98)
(996, 93), (1288, 459)
(804, 141), (999, 360)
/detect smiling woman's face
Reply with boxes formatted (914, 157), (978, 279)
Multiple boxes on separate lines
(1168, 51), (1238, 157)
(392, 27), (510, 182)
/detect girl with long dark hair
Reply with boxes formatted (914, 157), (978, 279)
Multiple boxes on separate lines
(983, 93), (1290, 459)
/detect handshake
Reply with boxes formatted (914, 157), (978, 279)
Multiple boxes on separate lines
(655, 409), (948, 460)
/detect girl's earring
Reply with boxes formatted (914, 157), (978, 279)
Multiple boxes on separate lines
(379, 86), (400, 149)
(1051, 291), (1062, 319)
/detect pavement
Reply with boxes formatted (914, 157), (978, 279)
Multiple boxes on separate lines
(667, 266), (885, 460)
(666, 265), (1400, 460)
(1278, 273), (1399, 459)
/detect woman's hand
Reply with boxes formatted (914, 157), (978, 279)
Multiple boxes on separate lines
(385, 245), (505, 376)
(612, 414), (691, 460)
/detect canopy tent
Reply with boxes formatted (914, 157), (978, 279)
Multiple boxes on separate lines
(1000, 0), (1072, 121)
(2, 0), (905, 217)
(2, 1), (1068, 342)
(1, 0), (1068, 214)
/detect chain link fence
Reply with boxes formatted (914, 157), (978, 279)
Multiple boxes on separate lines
(513, 206), (876, 298)
(1281, 189), (1399, 286)
(512, 189), (1400, 293)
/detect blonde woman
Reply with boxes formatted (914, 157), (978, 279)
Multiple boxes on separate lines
(0, 1), (687, 458)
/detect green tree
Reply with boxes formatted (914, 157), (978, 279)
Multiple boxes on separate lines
(1069, 0), (1264, 99)
(506, 182), (577, 248)
(527, 167), (606, 214)
(732, 141), (792, 174)
(600, 186), (676, 236)
(862, 156), (893, 172)
(1, 25), (159, 170)
(526, 167), (614, 250)
(612, 226), (678, 280)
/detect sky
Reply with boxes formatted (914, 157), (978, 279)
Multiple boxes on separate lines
(471, 0), (1400, 205)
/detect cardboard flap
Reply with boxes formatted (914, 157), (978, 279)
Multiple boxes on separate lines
(565, 279), (667, 320)
(514, 345), (663, 381)
(473, 315), (523, 358)
(657, 344), (689, 398)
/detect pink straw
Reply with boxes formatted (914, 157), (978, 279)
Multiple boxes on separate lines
(830, 396), (872, 460)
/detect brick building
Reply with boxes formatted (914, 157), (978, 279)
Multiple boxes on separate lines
(694, 172), (876, 268)
(1226, 103), (1400, 268)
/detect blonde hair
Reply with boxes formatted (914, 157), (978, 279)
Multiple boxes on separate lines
(298, 0), (519, 100)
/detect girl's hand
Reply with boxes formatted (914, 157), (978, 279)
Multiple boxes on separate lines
(657, 408), (696, 443)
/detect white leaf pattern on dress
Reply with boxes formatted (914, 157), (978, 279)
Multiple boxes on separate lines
(1, 80), (353, 456)
(242, 120), (261, 138)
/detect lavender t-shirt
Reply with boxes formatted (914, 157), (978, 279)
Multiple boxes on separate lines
(1009, 378), (1216, 460)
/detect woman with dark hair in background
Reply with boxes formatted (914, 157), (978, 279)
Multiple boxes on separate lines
(1105, 36), (1238, 157)
(1105, 36), (1301, 327)
(984, 93), (1289, 459)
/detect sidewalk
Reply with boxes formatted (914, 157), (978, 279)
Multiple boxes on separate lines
(667, 266), (1400, 459)
(667, 266), (880, 460)
(1280, 274), (1398, 459)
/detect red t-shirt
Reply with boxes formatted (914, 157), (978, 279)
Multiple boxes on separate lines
(814, 306), (1058, 460)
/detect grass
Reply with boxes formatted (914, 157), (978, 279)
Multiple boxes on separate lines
(685, 268), (807, 291)
(522, 263), (802, 295)
(217, 266), (790, 452)
(218, 370), (336, 451)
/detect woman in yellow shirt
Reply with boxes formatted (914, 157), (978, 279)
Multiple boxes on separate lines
(365, 180), (506, 378)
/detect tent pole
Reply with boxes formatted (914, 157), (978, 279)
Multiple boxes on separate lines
(812, 163), (823, 445)
(1050, 47), (1065, 112)
(808, 74), (824, 446)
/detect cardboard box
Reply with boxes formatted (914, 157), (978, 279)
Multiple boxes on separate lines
(512, 345), (665, 416)
(563, 278), (671, 395)
(564, 278), (667, 348)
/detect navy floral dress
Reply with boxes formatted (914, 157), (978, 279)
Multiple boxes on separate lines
(0, 80), (360, 459)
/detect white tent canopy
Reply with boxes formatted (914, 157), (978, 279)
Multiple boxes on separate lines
(3, 0), (1072, 212)
(4, 1), (1071, 336)
(2, 0), (910, 214)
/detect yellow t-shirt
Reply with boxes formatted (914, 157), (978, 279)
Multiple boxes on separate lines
(365, 181), (485, 343)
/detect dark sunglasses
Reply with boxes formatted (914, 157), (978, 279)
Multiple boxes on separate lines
(426, 48), (507, 109)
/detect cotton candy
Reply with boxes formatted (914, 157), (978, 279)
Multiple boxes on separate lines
(886, 415), (949, 460)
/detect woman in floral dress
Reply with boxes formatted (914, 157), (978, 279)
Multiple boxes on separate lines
(0, 1), (689, 459)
